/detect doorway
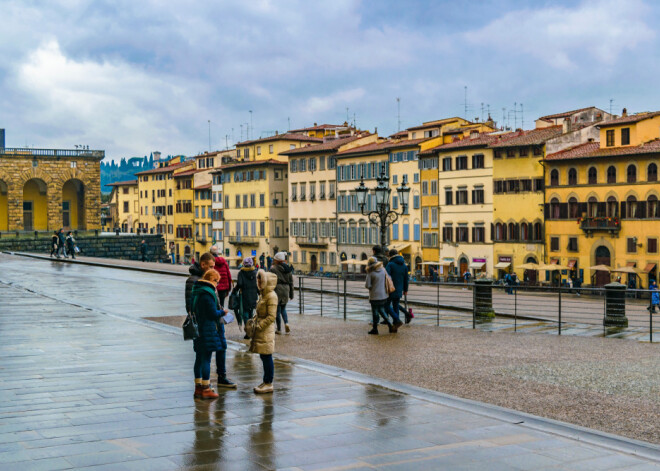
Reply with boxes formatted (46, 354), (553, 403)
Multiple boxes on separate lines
(459, 257), (468, 277)
(310, 254), (318, 272)
(525, 256), (538, 285)
(23, 201), (33, 231)
(595, 246), (611, 286)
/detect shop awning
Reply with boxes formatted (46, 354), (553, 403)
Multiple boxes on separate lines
(389, 243), (410, 253)
(627, 262), (636, 267)
(550, 258), (560, 265)
(420, 261), (441, 265)
(567, 260), (577, 269)
(494, 262), (511, 269)
(469, 262), (485, 269)
(644, 263), (657, 273)
(439, 260), (453, 266)
(340, 259), (368, 265)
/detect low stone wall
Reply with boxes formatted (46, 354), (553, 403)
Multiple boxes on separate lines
(0, 234), (167, 261)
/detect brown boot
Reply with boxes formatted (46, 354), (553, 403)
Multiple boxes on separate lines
(194, 383), (203, 398)
(201, 385), (219, 399)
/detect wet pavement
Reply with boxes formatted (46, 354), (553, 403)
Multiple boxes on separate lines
(1, 253), (659, 470)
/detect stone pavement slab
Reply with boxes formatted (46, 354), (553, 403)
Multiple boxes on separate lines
(1, 273), (659, 469)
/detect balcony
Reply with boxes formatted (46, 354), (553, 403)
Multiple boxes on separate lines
(579, 217), (621, 237)
(295, 236), (329, 247)
(228, 235), (260, 246)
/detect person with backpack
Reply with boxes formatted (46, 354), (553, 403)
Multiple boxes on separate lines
(210, 246), (232, 307)
(191, 269), (236, 399)
(270, 252), (294, 334)
(50, 231), (59, 258)
(234, 257), (259, 339)
(386, 249), (409, 325)
(65, 232), (76, 259)
(248, 270), (278, 394)
(365, 257), (397, 335)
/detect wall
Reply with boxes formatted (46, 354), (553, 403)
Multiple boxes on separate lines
(0, 234), (166, 261)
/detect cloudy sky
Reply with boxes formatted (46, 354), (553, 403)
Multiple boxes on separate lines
(1, 0), (657, 161)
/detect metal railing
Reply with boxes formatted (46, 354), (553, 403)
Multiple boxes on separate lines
(0, 148), (104, 158)
(291, 277), (657, 342)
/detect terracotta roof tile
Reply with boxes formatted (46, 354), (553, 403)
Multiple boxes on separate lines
(420, 132), (514, 155)
(407, 117), (464, 131)
(220, 159), (287, 170)
(105, 179), (138, 186)
(489, 126), (563, 148)
(173, 168), (203, 178)
(135, 161), (191, 176)
(335, 138), (426, 158)
(194, 183), (212, 189)
(538, 107), (597, 121)
(288, 123), (346, 132)
(236, 133), (323, 146)
(599, 111), (660, 127)
(280, 135), (364, 155)
(545, 139), (660, 161)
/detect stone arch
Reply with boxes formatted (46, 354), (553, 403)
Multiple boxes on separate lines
(623, 188), (640, 200)
(22, 178), (48, 231)
(0, 178), (7, 231)
(547, 192), (562, 201)
(590, 237), (615, 264)
(17, 167), (53, 188)
(62, 178), (86, 230)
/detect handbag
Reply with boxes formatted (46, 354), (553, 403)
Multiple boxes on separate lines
(182, 311), (199, 340)
(385, 274), (396, 294)
(229, 289), (241, 312)
(245, 317), (256, 339)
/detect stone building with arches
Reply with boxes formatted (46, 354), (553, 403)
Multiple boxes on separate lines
(0, 147), (103, 232)
(544, 110), (660, 287)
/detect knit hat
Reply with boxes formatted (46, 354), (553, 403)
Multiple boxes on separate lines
(209, 245), (219, 255)
(367, 256), (379, 267)
(274, 252), (287, 262)
(243, 257), (254, 267)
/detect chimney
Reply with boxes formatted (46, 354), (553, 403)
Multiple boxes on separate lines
(314, 122), (317, 126)
(622, 108), (628, 117)
(562, 118), (571, 134)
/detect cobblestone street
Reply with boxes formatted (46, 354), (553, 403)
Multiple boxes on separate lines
(0, 253), (659, 469)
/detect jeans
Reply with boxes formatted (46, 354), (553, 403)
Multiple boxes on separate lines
(370, 300), (390, 327)
(388, 296), (403, 324)
(260, 354), (274, 384)
(241, 307), (254, 325)
(58, 245), (67, 257)
(216, 349), (226, 378)
(276, 304), (288, 331)
(194, 350), (213, 380)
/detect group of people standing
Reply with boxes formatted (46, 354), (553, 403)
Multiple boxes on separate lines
(50, 229), (77, 259)
(365, 246), (414, 335)
(185, 249), (295, 398)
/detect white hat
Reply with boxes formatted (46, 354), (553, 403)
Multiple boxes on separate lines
(210, 245), (219, 255)
(274, 251), (287, 262)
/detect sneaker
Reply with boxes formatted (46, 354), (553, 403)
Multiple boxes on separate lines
(368, 329), (378, 335)
(285, 324), (290, 334)
(275, 330), (282, 335)
(217, 377), (237, 389)
(201, 386), (219, 399)
(254, 383), (273, 394)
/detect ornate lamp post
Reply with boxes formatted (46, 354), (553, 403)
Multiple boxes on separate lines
(354, 169), (410, 255)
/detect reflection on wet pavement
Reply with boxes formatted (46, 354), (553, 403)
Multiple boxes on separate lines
(1, 254), (658, 470)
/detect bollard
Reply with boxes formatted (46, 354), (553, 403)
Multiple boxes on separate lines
(473, 279), (495, 321)
(603, 282), (628, 328)
(343, 278), (347, 320)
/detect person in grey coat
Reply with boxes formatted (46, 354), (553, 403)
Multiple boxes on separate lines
(365, 257), (396, 335)
(270, 252), (294, 334)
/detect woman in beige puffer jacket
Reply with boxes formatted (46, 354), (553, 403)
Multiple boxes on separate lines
(249, 270), (278, 393)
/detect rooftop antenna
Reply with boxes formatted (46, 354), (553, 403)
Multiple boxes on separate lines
(513, 102), (518, 129)
(487, 104), (491, 122)
(353, 112), (356, 129)
(346, 107), (349, 123)
(396, 97), (401, 132)
(287, 117), (291, 131)
(520, 103), (524, 130)
(249, 110), (253, 140)
(240, 124), (243, 142)
(609, 98), (614, 116)
(225, 134), (229, 150)
(464, 86), (468, 118)
(208, 120), (211, 152)
(480, 102), (484, 122)
(502, 108), (506, 130)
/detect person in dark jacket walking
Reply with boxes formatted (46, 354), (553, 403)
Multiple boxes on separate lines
(270, 252), (294, 334)
(234, 257), (259, 339)
(191, 269), (236, 399)
(57, 229), (67, 258)
(259, 253), (266, 269)
(210, 246), (232, 307)
(266, 254), (273, 270)
(365, 257), (395, 335)
(65, 232), (76, 259)
(386, 249), (409, 325)
(140, 240), (147, 262)
(50, 231), (59, 258)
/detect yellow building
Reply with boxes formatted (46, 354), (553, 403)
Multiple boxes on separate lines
(544, 110), (660, 287)
(426, 133), (505, 279)
(135, 157), (195, 262)
(418, 151), (439, 273)
(235, 133), (321, 163)
(406, 117), (496, 141)
(281, 133), (377, 272)
(221, 160), (289, 263)
(192, 181), (213, 261)
(105, 179), (139, 233)
(0, 146), (103, 232)
(288, 123), (357, 139)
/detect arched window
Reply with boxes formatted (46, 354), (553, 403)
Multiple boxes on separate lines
(551, 197), (560, 219)
(533, 222), (542, 241)
(508, 222), (516, 241)
(527, 222), (534, 241)
(521, 223), (529, 240)
(568, 197), (579, 218)
(588, 167), (597, 184)
(648, 195), (659, 219)
(550, 169), (559, 186)
(607, 196), (618, 217)
(501, 223), (508, 241)
(627, 196), (638, 219)
(495, 223), (503, 241)
(627, 165), (637, 183)
(607, 166), (616, 183)
(648, 163), (658, 182)
(568, 168), (577, 185)
(588, 197), (598, 218)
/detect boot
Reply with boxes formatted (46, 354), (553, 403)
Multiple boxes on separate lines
(201, 385), (219, 399)
(254, 383), (273, 394)
(194, 382), (202, 398)
(368, 328), (378, 335)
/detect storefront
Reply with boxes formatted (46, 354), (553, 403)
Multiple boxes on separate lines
(469, 258), (487, 277)
(495, 256), (511, 280)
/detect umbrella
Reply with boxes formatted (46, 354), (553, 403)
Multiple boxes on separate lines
(539, 264), (570, 271)
(420, 261), (441, 265)
(588, 265), (611, 272)
(340, 259), (369, 266)
(516, 263), (540, 270)
(612, 266), (641, 274)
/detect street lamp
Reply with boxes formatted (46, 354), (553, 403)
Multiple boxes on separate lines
(354, 168), (410, 254)
(155, 212), (162, 234)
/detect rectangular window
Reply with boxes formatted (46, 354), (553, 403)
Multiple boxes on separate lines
(402, 224), (410, 241)
(422, 208), (429, 228)
(413, 195), (420, 209)
(422, 181), (429, 195)
(457, 225), (468, 243)
(445, 188), (453, 205)
(606, 129), (615, 147)
(551, 237), (559, 252)
(648, 238), (658, 253)
(260, 221), (265, 236)
(430, 180), (438, 195)
(235, 195), (240, 208)
(260, 194), (265, 207)
(269, 144), (274, 154)
(627, 237), (637, 253)
(250, 194), (256, 207)
(472, 154), (484, 168)
(621, 128), (630, 146)
(568, 237), (578, 252)
(290, 160), (297, 172)
(456, 155), (468, 170)
(431, 207), (438, 228)
(123, 201), (129, 212)
(472, 186), (484, 204)
(257, 146), (261, 155)
(442, 157), (452, 171)
(456, 188), (468, 205)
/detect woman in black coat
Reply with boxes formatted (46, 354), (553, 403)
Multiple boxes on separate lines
(234, 258), (259, 335)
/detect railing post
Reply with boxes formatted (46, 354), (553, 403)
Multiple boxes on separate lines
(649, 293), (654, 344)
(320, 278), (323, 317)
(343, 278), (347, 321)
(337, 277), (340, 317)
(472, 284), (476, 329)
(558, 287), (562, 335)
(298, 277), (302, 315)
(514, 286), (517, 332)
(436, 282), (440, 327)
